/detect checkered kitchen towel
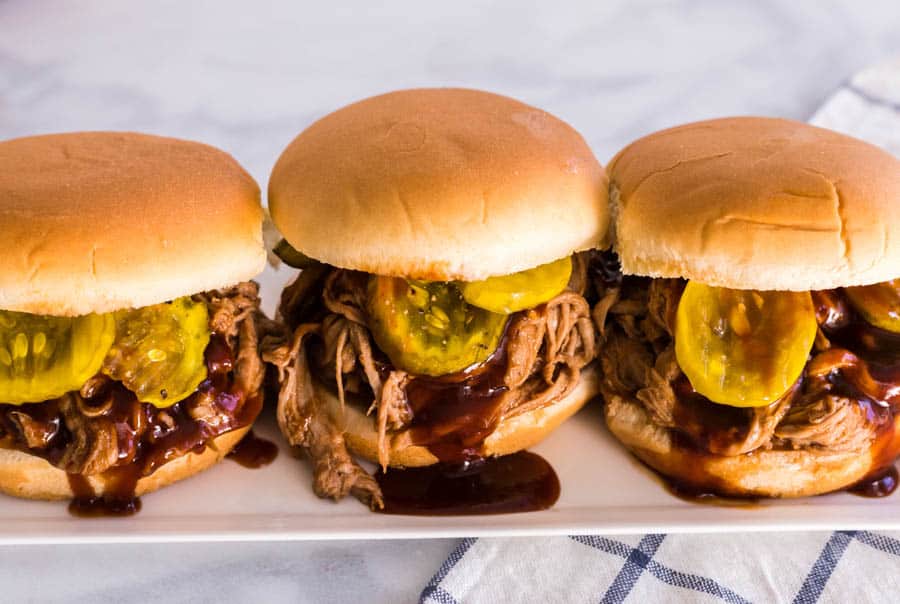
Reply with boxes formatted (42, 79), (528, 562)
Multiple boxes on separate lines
(420, 57), (900, 604)
(421, 532), (900, 603)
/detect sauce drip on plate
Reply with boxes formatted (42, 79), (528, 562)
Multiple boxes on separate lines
(226, 430), (279, 469)
(375, 451), (560, 515)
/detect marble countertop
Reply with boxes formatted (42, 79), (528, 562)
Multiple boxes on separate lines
(1, 1), (899, 601)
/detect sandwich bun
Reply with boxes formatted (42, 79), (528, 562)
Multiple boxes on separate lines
(608, 117), (900, 291)
(0, 132), (266, 316)
(269, 88), (609, 281)
(604, 393), (900, 498)
(0, 426), (249, 501)
(325, 365), (600, 467)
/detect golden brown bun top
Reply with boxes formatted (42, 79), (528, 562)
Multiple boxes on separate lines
(0, 132), (265, 316)
(269, 88), (609, 281)
(608, 117), (900, 290)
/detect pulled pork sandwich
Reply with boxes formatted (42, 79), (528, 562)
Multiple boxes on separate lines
(597, 117), (900, 498)
(266, 88), (609, 507)
(0, 132), (267, 509)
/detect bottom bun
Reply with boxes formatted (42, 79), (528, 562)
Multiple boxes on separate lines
(604, 394), (899, 498)
(325, 364), (601, 468)
(0, 426), (250, 501)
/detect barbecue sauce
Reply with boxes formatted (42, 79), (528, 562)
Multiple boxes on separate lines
(850, 466), (899, 498)
(375, 451), (559, 515)
(67, 470), (141, 517)
(670, 376), (797, 456)
(403, 324), (512, 464)
(227, 430), (278, 468)
(375, 319), (562, 514)
(662, 478), (761, 508)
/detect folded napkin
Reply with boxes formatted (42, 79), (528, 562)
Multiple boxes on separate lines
(420, 57), (900, 604)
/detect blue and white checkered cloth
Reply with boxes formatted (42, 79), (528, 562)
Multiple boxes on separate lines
(420, 57), (900, 604)
(421, 532), (900, 603)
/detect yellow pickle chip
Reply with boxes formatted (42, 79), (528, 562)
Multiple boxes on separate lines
(102, 297), (210, 407)
(675, 282), (817, 407)
(844, 280), (900, 333)
(461, 256), (572, 315)
(367, 276), (507, 376)
(0, 311), (115, 404)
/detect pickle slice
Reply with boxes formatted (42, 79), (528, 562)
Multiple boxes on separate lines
(367, 276), (507, 376)
(273, 239), (318, 269)
(675, 282), (817, 407)
(103, 297), (210, 407)
(461, 257), (573, 315)
(845, 280), (900, 333)
(0, 311), (115, 404)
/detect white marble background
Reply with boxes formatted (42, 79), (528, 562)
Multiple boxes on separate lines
(1, 1), (899, 602)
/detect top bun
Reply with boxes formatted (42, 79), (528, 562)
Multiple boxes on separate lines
(608, 117), (900, 291)
(0, 132), (265, 316)
(269, 88), (608, 281)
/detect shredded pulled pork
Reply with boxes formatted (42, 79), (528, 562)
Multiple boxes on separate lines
(499, 292), (596, 419)
(204, 282), (268, 399)
(264, 254), (599, 508)
(266, 322), (384, 508)
(0, 282), (266, 477)
(595, 270), (894, 458)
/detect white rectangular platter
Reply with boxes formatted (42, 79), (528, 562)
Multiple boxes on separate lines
(0, 264), (897, 544)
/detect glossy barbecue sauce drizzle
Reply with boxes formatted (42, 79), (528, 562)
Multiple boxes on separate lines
(67, 469), (141, 517)
(374, 318), (561, 515)
(30, 333), (265, 517)
(850, 466), (899, 498)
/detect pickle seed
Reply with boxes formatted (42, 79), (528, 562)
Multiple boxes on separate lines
(147, 348), (167, 362)
(13, 333), (28, 360)
(752, 292), (765, 309)
(11, 333), (27, 374)
(423, 322), (444, 337)
(430, 306), (449, 323)
(407, 283), (429, 308)
(32, 332), (46, 356)
(729, 302), (752, 337)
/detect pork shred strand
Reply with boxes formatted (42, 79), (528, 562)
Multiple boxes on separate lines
(267, 254), (599, 506)
(594, 274), (889, 456)
(264, 323), (384, 509)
